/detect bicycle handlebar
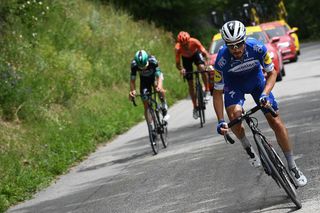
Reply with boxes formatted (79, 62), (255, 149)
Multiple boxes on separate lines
(131, 91), (158, 107)
(228, 105), (278, 128)
(224, 104), (278, 144)
(224, 133), (235, 144)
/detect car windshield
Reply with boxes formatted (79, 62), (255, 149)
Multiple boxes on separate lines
(209, 39), (225, 54)
(247, 32), (268, 44)
(283, 25), (290, 32)
(264, 26), (286, 38)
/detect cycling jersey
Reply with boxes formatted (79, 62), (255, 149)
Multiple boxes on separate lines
(131, 55), (162, 100)
(214, 38), (278, 112)
(175, 38), (207, 65)
(131, 55), (161, 80)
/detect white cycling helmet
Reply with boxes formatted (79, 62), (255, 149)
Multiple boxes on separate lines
(220, 20), (246, 44)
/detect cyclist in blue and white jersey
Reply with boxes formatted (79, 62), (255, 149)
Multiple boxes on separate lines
(213, 20), (307, 187)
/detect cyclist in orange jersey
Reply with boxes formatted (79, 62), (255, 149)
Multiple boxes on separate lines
(175, 31), (211, 119)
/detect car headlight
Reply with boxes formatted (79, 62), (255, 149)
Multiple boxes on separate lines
(277, 42), (290, 48)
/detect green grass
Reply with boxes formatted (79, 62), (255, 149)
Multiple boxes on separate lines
(0, 0), (187, 212)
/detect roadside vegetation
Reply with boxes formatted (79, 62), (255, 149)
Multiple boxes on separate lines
(0, 0), (187, 211)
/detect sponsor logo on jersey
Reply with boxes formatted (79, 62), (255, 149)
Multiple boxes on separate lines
(253, 44), (263, 53)
(264, 52), (272, 64)
(228, 60), (259, 73)
(214, 70), (222, 83)
(229, 90), (236, 98)
(243, 57), (254, 62)
(217, 56), (227, 68)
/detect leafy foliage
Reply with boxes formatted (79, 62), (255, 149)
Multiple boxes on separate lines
(0, 1), (185, 212)
(286, 0), (320, 39)
(106, 0), (320, 41)
(105, 0), (218, 45)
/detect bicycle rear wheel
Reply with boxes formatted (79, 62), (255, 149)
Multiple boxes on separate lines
(147, 107), (159, 155)
(196, 82), (205, 127)
(255, 134), (301, 209)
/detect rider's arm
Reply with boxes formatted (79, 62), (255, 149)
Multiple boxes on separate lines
(193, 38), (210, 60)
(263, 68), (277, 95)
(175, 47), (182, 70)
(130, 62), (137, 93)
(212, 69), (225, 121)
(130, 78), (136, 91)
(200, 46), (210, 61)
(213, 89), (224, 121)
(155, 67), (163, 90)
(260, 51), (277, 95)
(129, 75), (136, 99)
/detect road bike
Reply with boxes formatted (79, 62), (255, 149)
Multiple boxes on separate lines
(225, 105), (302, 209)
(186, 70), (208, 128)
(132, 89), (168, 155)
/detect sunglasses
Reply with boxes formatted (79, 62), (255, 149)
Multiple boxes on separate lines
(226, 41), (245, 49)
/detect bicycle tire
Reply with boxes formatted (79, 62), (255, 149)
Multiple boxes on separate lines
(262, 139), (300, 204)
(271, 147), (298, 197)
(160, 121), (168, 148)
(196, 82), (205, 127)
(147, 107), (159, 155)
(255, 134), (302, 209)
(202, 102), (206, 124)
(199, 87), (206, 124)
(156, 108), (168, 148)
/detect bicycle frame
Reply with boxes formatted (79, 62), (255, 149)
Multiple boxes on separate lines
(132, 89), (168, 154)
(185, 70), (208, 127)
(132, 90), (161, 121)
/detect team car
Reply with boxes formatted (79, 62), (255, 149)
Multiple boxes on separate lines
(260, 21), (298, 62)
(278, 19), (300, 55)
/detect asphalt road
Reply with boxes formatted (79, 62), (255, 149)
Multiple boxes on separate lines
(8, 42), (320, 213)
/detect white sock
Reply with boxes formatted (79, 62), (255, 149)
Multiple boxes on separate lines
(284, 151), (297, 169)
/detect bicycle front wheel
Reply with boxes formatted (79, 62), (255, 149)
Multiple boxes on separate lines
(147, 107), (159, 155)
(160, 121), (168, 148)
(255, 134), (301, 209)
(156, 109), (168, 148)
(196, 82), (205, 127)
(263, 139), (300, 206)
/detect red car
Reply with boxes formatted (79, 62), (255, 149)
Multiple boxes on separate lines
(208, 26), (285, 83)
(246, 26), (285, 81)
(260, 21), (298, 62)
